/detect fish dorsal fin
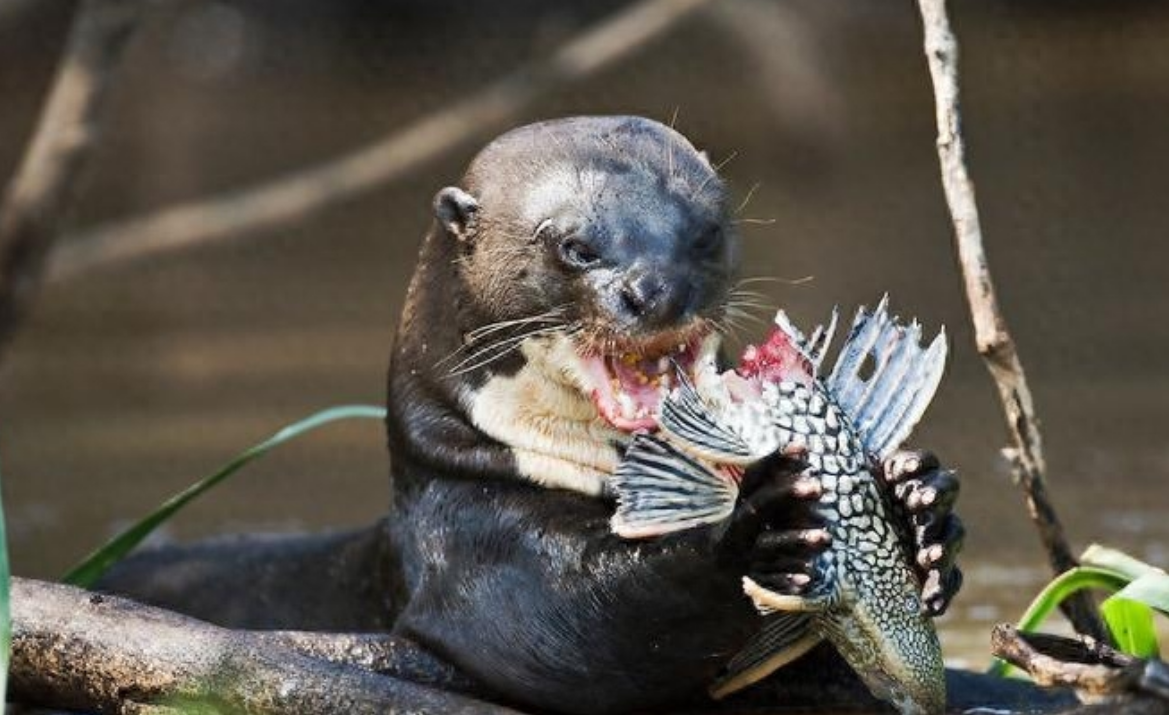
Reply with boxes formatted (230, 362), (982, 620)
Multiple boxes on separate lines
(708, 613), (822, 700)
(610, 434), (739, 539)
(660, 370), (757, 464)
(804, 307), (839, 373)
(825, 295), (947, 460)
(773, 308), (840, 376)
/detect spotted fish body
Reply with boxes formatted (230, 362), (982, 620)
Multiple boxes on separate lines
(610, 297), (948, 715)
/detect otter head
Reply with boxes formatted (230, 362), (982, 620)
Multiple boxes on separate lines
(436, 116), (737, 433)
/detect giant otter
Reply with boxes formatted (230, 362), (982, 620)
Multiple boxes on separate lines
(382, 115), (963, 713)
(101, 116), (974, 714)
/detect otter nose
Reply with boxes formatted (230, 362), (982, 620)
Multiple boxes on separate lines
(619, 271), (688, 328)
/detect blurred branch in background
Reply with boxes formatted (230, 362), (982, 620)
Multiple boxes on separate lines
(0, 0), (40, 27)
(47, 0), (715, 283)
(706, 0), (843, 148)
(0, 0), (140, 362)
(915, 0), (1105, 640)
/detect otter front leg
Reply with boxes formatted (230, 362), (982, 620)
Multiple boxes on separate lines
(883, 449), (965, 616)
(392, 478), (797, 715)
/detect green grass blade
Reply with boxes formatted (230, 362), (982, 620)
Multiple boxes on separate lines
(989, 565), (1130, 676)
(0, 456), (11, 704)
(1101, 595), (1160, 659)
(63, 405), (387, 589)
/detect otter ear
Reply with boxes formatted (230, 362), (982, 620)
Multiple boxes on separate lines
(434, 186), (480, 242)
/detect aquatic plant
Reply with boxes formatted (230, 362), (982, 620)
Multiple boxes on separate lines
(992, 544), (1169, 676)
(63, 405), (387, 589)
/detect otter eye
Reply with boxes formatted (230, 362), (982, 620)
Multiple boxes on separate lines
(694, 226), (723, 256)
(558, 236), (601, 271)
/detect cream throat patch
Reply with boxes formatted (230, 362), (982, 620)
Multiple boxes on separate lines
(463, 333), (631, 496)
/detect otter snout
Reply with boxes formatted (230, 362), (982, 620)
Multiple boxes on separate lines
(616, 266), (694, 331)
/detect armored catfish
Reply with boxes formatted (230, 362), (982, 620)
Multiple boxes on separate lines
(609, 296), (949, 715)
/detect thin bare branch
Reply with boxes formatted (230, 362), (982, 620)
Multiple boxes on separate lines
(0, 0), (140, 360)
(48, 0), (714, 281)
(991, 624), (1169, 706)
(914, 0), (1105, 639)
(10, 578), (519, 715)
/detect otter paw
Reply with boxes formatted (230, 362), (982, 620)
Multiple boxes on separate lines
(719, 451), (831, 595)
(883, 449), (965, 616)
(746, 527), (833, 596)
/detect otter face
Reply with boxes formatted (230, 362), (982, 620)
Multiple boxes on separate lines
(437, 116), (737, 433)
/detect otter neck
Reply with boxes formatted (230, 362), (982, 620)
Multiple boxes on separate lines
(388, 228), (627, 497)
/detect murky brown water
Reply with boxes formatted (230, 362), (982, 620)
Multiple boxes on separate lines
(1, 0), (1167, 675)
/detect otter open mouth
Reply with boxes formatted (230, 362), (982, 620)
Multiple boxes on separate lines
(578, 333), (718, 432)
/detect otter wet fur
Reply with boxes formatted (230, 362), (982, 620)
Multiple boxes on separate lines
(611, 297), (948, 714)
(385, 116), (964, 713)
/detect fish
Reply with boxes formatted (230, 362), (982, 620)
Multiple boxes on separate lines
(609, 296), (949, 715)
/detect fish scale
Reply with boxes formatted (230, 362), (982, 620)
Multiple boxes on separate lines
(609, 296), (949, 715)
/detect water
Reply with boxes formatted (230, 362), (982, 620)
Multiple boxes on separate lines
(1, 0), (1167, 674)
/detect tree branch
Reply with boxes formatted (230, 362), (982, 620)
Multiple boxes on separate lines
(991, 624), (1169, 705)
(10, 578), (519, 715)
(47, 0), (714, 282)
(0, 0), (140, 361)
(914, 0), (1105, 639)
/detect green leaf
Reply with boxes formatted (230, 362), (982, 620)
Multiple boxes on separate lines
(1012, 566), (1130, 634)
(1111, 572), (1169, 615)
(1081, 544), (1165, 583)
(1101, 595), (1160, 659)
(63, 405), (386, 589)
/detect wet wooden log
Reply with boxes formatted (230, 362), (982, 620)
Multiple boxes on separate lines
(9, 577), (519, 715)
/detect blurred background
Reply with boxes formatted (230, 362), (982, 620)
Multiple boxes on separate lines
(1, 0), (1166, 667)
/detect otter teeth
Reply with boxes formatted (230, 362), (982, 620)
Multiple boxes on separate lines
(616, 392), (638, 420)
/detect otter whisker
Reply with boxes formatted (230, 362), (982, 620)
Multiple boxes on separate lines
(737, 275), (815, 289)
(707, 316), (743, 343)
(463, 306), (568, 343)
(447, 324), (570, 376)
(690, 150), (737, 201)
(728, 288), (771, 301)
(732, 217), (777, 226)
(734, 276), (782, 286)
(726, 299), (774, 315)
(446, 324), (561, 369)
(439, 306), (571, 367)
(735, 182), (761, 215)
(725, 306), (766, 325)
(712, 150), (738, 174)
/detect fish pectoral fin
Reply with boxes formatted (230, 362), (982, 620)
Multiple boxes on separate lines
(742, 577), (828, 614)
(709, 613), (823, 700)
(659, 372), (757, 464)
(610, 434), (738, 539)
